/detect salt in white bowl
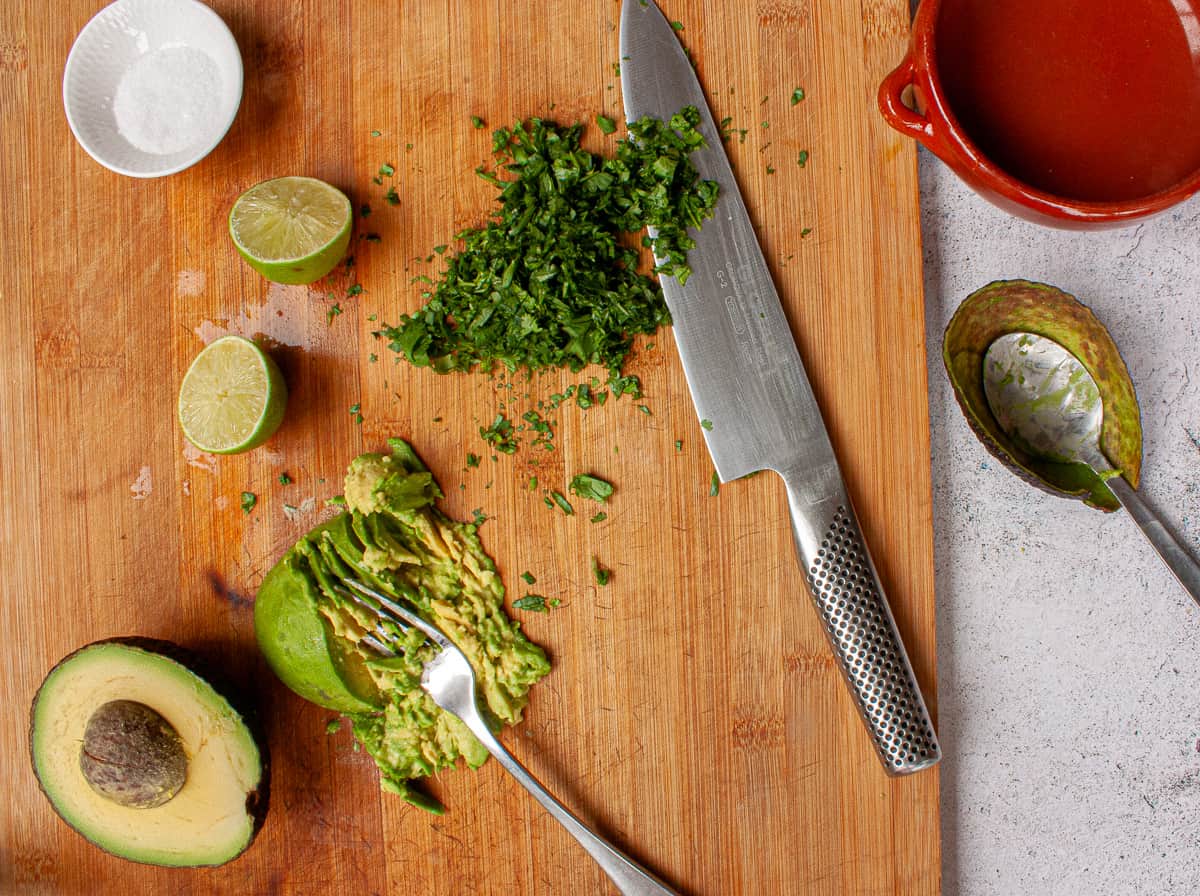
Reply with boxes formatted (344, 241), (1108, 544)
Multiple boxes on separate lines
(63, 0), (243, 178)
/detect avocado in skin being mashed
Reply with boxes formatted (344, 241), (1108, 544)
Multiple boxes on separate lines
(255, 438), (550, 813)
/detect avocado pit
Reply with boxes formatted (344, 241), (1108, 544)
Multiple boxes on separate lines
(80, 700), (188, 809)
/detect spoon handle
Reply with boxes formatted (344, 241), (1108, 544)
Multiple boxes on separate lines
(1107, 475), (1200, 609)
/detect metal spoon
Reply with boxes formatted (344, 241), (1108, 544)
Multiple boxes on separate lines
(983, 331), (1200, 609)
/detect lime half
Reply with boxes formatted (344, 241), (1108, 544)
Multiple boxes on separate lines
(178, 336), (287, 454)
(229, 176), (352, 285)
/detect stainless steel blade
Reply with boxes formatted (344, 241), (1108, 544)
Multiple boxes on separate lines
(619, 0), (837, 491)
(620, 0), (940, 775)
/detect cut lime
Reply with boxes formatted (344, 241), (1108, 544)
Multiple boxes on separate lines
(178, 335), (287, 454)
(229, 176), (353, 285)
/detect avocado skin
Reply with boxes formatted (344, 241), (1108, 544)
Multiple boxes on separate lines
(29, 637), (270, 867)
(943, 279), (1142, 510)
(255, 525), (382, 714)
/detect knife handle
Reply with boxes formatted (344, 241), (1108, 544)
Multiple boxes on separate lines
(783, 474), (941, 774)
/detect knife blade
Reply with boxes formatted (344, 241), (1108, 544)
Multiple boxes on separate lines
(620, 0), (940, 774)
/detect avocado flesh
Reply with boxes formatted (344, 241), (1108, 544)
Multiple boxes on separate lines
(255, 438), (550, 811)
(30, 640), (265, 867)
(943, 280), (1142, 510)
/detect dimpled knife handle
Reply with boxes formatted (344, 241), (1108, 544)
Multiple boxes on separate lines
(801, 503), (941, 774)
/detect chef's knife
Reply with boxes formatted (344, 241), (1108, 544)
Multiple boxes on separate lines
(620, 0), (940, 774)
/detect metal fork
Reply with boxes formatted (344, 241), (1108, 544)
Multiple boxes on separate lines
(340, 579), (680, 896)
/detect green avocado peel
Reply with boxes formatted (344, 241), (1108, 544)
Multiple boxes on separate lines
(255, 438), (550, 812)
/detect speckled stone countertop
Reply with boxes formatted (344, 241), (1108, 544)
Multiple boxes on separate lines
(918, 150), (1200, 894)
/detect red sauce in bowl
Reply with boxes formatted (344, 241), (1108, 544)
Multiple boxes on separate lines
(936, 0), (1200, 202)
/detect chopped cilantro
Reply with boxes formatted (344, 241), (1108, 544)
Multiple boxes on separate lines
(592, 557), (611, 586)
(671, 19), (684, 30)
(791, 87), (806, 105)
(637, 404), (651, 415)
(596, 114), (617, 135)
(590, 511), (607, 524)
(513, 594), (550, 612)
(700, 418), (713, 431)
(347, 283), (363, 297)
(385, 186), (400, 205)
(327, 303), (342, 325)
(709, 471), (720, 496)
(528, 475), (538, 490)
(801, 227), (812, 238)
(569, 474), (614, 502)
(797, 150), (809, 167)
(480, 414), (518, 454)
(326, 718), (342, 734)
(349, 402), (363, 424)
(240, 491), (257, 514)
(370, 129), (382, 137)
(278, 472), (292, 486)
(675, 439), (683, 451)
(521, 571), (536, 585)
(326, 495), (346, 507)
(472, 115), (486, 129)
(471, 508), (487, 526)
(360, 203), (372, 217)
(766, 165), (775, 175)
(550, 491), (574, 515)
(369, 353), (378, 363)
(379, 109), (718, 379)
(379, 163), (395, 177)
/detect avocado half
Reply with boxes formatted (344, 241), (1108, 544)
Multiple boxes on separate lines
(30, 639), (268, 867)
(943, 280), (1142, 510)
(254, 438), (550, 813)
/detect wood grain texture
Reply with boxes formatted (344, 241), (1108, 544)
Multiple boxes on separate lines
(0, 1), (938, 893)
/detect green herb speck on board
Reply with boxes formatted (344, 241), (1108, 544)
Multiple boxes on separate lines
(569, 474), (614, 503)
(472, 115), (486, 129)
(349, 403), (363, 425)
(327, 303), (342, 325)
(466, 453), (481, 468)
(596, 115), (617, 135)
(370, 129), (382, 138)
(700, 418), (713, 431)
(278, 472), (292, 486)
(240, 491), (257, 514)
(590, 511), (607, 523)
(521, 571), (536, 585)
(675, 439), (683, 451)
(550, 491), (574, 515)
(709, 472), (720, 496)
(791, 87), (806, 105)
(592, 557), (611, 586)
(385, 186), (400, 205)
(797, 150), (809, 167)
(360, 203), (371, 217)
(514, 594), (550, 612)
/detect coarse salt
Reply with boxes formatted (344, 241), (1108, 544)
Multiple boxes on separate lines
(113, 45), (222, 155)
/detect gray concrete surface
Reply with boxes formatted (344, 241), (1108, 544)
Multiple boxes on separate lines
(918, 150), (1200, 895)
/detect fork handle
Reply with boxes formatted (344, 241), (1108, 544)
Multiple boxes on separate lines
(465, 715), (680, 895)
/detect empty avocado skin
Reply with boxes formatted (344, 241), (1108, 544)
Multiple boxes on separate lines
(943, 279), (1142, 510)
(255, 438), (550, 813)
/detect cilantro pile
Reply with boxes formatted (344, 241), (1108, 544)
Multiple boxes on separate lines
(381, 106), (718, 379)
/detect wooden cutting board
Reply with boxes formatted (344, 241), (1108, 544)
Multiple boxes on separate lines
(0, 1), (939, 893)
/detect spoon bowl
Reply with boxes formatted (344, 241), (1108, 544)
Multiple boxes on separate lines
(983, 331), (1200, 610)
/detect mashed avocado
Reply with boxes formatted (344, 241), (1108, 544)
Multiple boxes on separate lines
(255, 438), (550, 812)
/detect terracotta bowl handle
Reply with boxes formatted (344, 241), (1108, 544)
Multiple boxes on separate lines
(878, 55), (931, 140)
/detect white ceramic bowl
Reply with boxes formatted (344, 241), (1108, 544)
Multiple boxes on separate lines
(63, 0), (243, 178)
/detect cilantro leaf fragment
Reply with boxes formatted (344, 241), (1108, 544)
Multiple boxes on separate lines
(513, 594), (550, 612)
(590, 511), (607, 523)
(569, 474), (614, 502)
(521, 571), (536, 585)
(596, 114), (617, 135)
(480, 414), (518, 454)
(791, 87), (806, 105)
(278, 472), (292, 485)
(700, 418), (713, 431)
(550, 491), (574, 515)
(592, 557), (611, 586)
(709, 471), (719, 496)
(797, 150), (809, 167)
(240, 491), (257, 514)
